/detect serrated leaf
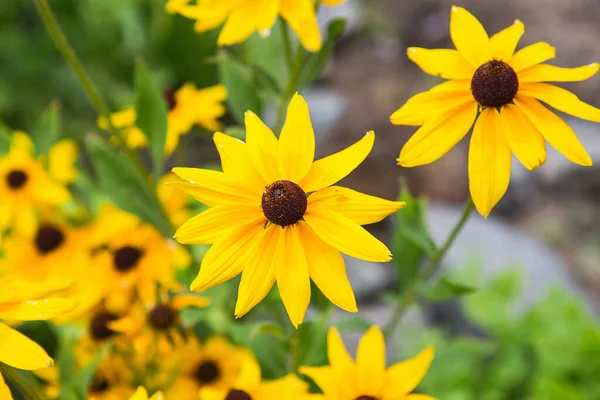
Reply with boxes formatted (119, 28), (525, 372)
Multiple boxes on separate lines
(218, 55), (261, 124)
(298, 19), (346, 87)
(135, 58), (168, 180)
(419, 276), (477, 302)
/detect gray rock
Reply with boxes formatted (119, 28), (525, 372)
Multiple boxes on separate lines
(317, 0), (364, 37)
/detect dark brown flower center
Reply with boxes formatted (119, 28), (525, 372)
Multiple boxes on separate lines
(35, 225), (64, 254)
(89, 375), (110, 393)
(471, 59), (519, 108)
(226, 390), (252, 400)
(355, 397), (378, 400)
(261, 180), (307, 227)
(113, 246), (143, 272)
(89, 311), (118, 340)
(164, 90), (176, 110)
(194, 360), (220, 384)
(6, 169), (27, 189)
(147, 303), (177, 330)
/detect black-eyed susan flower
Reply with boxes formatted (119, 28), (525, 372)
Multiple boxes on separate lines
(129, 386), (165, 400)
(0, 132), (75, 236)
(86, 355), (136, 400)
(170, 93), (404, 326)
(168, 0), (344, 52)
(390, 6), (600, 217)
(158, 173), (193, 227)
(98, 84), (227, 155)
(167, 336), (254, 400)
(0, 278), (76, 399)
(300, 326), (435, 400)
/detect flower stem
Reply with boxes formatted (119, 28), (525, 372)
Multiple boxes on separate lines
(33, 0), (146, 176)
(383, 198), (475, 337)
(0, 363), (48, 400)
(273, 45), (305, 135)
(289, 327), (301, 373)
(280, 22), (294, 71)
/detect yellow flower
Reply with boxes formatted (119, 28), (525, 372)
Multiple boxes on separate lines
(300, 326), (435, 400)
(170, 93), (404, 326)
(391, 6), (600, 217)
(199, 371), (310, 400)
(171, 0), (327, 52)
(158, 173), (193, 227)
(0, 278), (76, 399)
(86, 356), (136, 400)
(129, 386), (165, 400)
(98, 84), (227, 155)
(0, 132), (75, 236)
(167, 336), (255, 400)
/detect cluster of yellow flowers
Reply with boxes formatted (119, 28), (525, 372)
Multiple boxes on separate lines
(2, 2), (599, 400)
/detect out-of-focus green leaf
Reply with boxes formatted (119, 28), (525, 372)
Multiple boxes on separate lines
(335, 316), (373, 332)
(393, 184), (437, 290)
(32, 100), (62, 155)
(249, 331), (288, 379)
(61, 345), (108, 399)
(218, 55), (261, 124)
(298, 321), (328, 367)
(86, 135), (171, 235)
(134, 58), (168, 181)
(418, 276), (477, 302)
(298, 19), (346, 87)
(250, 321), (284, 340)
(224, 125), (246, 141)
(245, 22), (287, 92)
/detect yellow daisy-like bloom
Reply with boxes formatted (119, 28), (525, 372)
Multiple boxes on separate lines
(390, 6), (600, 217)
(0, 132), (75, 236)
(129, 386), (165, 400)
(158, 173), (193, 227)
(169, 0), (343, 52)
(167, 336), (254, 400)
(170, 93), (404, 326)
(0, 278), (76, 399)
(99, 84), (227, 155)
(86, 355), (136, 400)
(300, 326), (435, 400)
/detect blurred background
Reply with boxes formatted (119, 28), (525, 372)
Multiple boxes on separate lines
(2, 0), (600, 398)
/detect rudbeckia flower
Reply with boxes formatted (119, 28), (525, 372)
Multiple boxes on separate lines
(0, 132), (75, 236)
(390, 6), (600, 217)
(86, 355), (136, 400)
(170, 93), (404, 326)
(168, 0), (343, 52)
(300, 326), (435, 400)
(158, 173), (193, 227)
(98, 84), (227, 155)
(129, 386), (165, 400)
(0, 278), (76, 399)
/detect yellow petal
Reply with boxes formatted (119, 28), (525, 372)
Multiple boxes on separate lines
(213, 132), (266, 190)
(300, 131), (374, 193)
(356, 326), (385, 395)
(171, 294), (210, 310)
(10, 131), (35, 154)
(0, 278), (71, 304)
(0, 298), (77, 321)
(0, 373), (12, 400)
(129, 386), (149, 400)
(321, 0), (345, 4)
(500, 104), (546, 170)
(33, 179), (70, 206)
(327, 327), (355, 371)
(278, 93), (316, 183)
(381, 346), (435, 398)
(257, 0), (279, 33)
(518, 63), (599, 83)
(280, 0), (322, 52)
(304, 208), (391, 262)
(275, 226), (311, 327)
(175, 204), (263, 244)
(234, 224), (279, 318)
(398, 102), (477, 167)
(171, 168), (258, 206)
(297, 221), (357, 312)
(390, 83), (473, 126)
(404, 395), (437, 400)
(165, 0), (190, 14)
(509, 42), (555, 72)
(299, 366), (355, 397)
(468, 108), (512, 218)
(406, 47), (474, 79)
(217, 5), (257, 46)
(149, 391), (165, 400)
(0, 322), (53, 370)
(245, 110), (279, 183)
(490, 20), (524, 61)
(518, 82), (600, 122)
(190, 220), (264, 292)
(308, 186), (404, 225)
(449, 6), (492, 68)
(514, 95), (592, 166)
(48, 139), (78, 184)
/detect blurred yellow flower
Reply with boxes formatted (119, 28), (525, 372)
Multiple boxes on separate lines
(158, 173), (193, 227)
(0, 278), (76, 399)
(98, 84), (227, 155)
(300, 326), (435, 400)
(86, 355), (136, 400)
(171, 93), (404, 326)
(391, 6), (600, 217)
(129, 386), (165, 400)
(0, 132), (76, 236)
(169, 0), (331, 52)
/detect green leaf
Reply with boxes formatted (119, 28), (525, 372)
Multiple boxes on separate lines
(249, 321), (285, 340)
(335, 316), (373, 332)
(393, 183), (437, 290)
(32, 100), (62, 155)
(218, 54), (261, 124)
(298, 321), (328, 367)
(224, 125), (246, 141)
(298, 19), (346, 87)
(134, 58), (168, 180)
(418, 276), (477, 302)
(86, 135), (171, 235)
(61, 345), (108, 399)
(245, 22), (287, 91)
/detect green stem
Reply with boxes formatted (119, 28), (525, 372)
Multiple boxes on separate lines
(383, 199), (475, 337)
(0, 363), (48, 400)
(289, 327), (301, 373)
(280, 22), (294, 71)
(33, 0), (146, 175)
(273, 45), (305, 134)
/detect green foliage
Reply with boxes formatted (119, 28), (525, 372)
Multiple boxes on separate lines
(218, 55), (262, 124)
(418, 276), (477, 302)
(32, 100), (62, 155)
